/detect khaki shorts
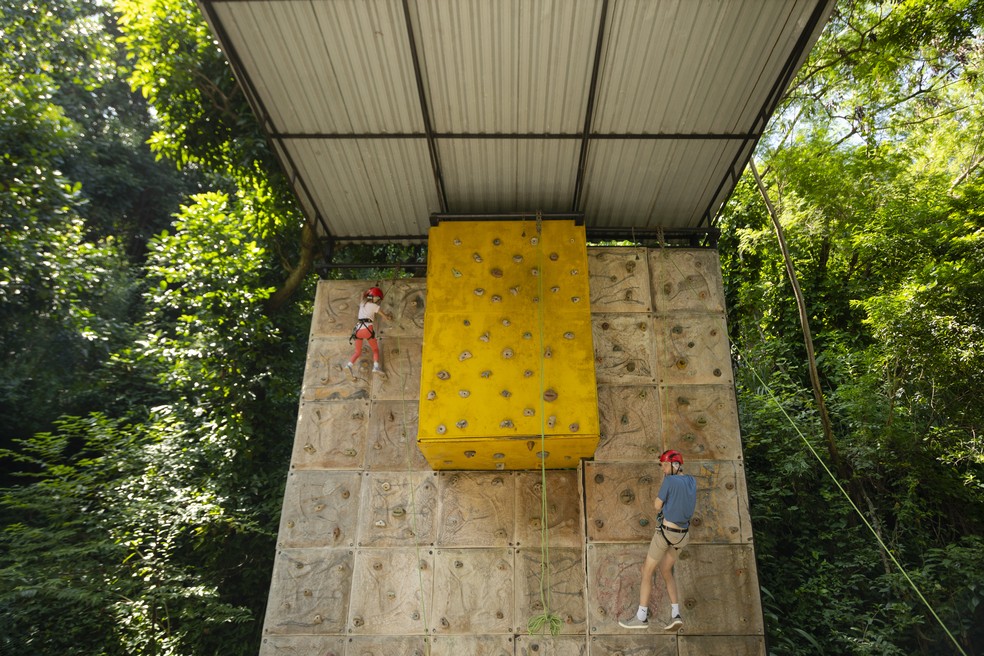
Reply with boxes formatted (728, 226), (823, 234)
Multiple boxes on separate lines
(647, 525), (690, 561)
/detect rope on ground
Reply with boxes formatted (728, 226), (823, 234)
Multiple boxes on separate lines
(736, 345), (969, 656)
(527, 211), (563, 637)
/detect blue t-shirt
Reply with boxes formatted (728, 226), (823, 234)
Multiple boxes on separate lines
(657, 474), (697, 528)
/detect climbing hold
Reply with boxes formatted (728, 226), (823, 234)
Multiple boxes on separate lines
(374, 520), (386, 528)
(502, 318), (511, 326)
(543, 389), (558, 402)
(571, 296), (581, 303)
(437, 370), (450, 380)
(536, 451), (549, 459)
(453, 238), (462, 246)
(522, 331), (532, 340)
(492, 238), (501, 246)
(500, 419), (514, 428)
(563, 331), (575, 340)
(456, 420), (468, 429)
(463, 319), (471, 326)
(480, 370), (492, 378)
(513, 254), (523, 263)
(530, 236), (539, 246)
(510, 286), (520, 295)
(500, 390), (512, 398)
(502, 348), (514, 359)
(570, 269), (579, 275)
(472, 253), (483, 262)
(524, 370), (533, 378)
(551, 286), (560, 293)
(493, 453), (505, 459)
(543, 347), (552, 358)
(531, 267), (539, 276)
(547, 415), (556, 428)
(458, 390), (470, 398)
(549, 252), (559, 261)
(436, 424), (447, 434)
(523, 408), (535, 417)
(474, 288), (485, 296)
(569, 422), (580, 432)
(451, 268), (462, 278)
(479, 332), (490, 342)
(491, 267), (503, 278)
(426, 390), (437, 400)
(464, 450), (476, 458)
(381, 482), (391, 491)
(459, 351), (472, 361)
(491, 294), (502, 303)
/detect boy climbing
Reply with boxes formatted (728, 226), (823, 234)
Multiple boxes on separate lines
(620, 448), (697, 632)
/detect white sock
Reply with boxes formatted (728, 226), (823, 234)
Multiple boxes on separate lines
(671, 603), (680, 618)
(636, 605), (648, 621)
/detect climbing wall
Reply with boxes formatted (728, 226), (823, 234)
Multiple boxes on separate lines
(259, 247), (764, 656)
(419, 220), (599, 470)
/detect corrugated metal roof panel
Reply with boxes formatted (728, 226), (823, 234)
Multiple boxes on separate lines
(439, 138), (579, 212)
(200, 0), (835, 239)
(288, 138), (439, 237)
(216, 0), (422, 134)
(592, 0), (810, 135)
(581, 138), (745, 228)
(412, 0), (600, 133)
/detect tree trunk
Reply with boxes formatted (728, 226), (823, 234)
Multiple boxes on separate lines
(264, 221), (318, 313)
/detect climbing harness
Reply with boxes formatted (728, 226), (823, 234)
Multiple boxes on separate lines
(349, 318), (375, 343)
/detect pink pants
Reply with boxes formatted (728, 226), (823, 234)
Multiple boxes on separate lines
(349, 324), (380, 364)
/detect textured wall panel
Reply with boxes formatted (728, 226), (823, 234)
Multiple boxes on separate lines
(691, 460), (746, 544)
(585, 542), (661, 635)
(515, 547), (587, 636)
(358, 472), (438, 547)
(369, 337), (422, 400)
(650, 249), (725, 314)
(431, 548), (515, 634)
(277, 471), (361, 549)
(514, 470), (583, 549)
(674, 545), (764, 634)
(430, 635), (514, 656)
(587, 247), (652, 313)
(595, 386), (663, 461)
(592, 314), (657, 384)
(291, 401), (368, 470)
(419, 220), (598, 469)
(258, 635), (345, 656)
(263, 548), (353, 635)
(364, 400), (425, 471)
(516, 635), (587, 655)
(662, 384), (741, 461)
(301, 338), (370, 402)
(654, 314), (731, 386)
(344, 636), (429, 656)
(588, 634), (677, 654)
(437, 472), (515, 547)
(583, 462), (662, 543)
(348, 549), (434, 635)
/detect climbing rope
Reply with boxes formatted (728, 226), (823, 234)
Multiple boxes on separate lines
(736, 345), (969, 656)
(527, 211), (563, 637)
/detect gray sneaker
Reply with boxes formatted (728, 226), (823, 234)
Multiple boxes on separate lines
(618, 615), (648, 629)
(663, 615), (683, 631)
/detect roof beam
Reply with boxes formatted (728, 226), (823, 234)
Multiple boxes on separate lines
(571, 0), (609, 213)
(402, 0), (448, 213)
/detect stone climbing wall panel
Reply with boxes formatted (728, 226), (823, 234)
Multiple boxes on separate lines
(418, 220), (599, 469)
(261, 247), (765, 656)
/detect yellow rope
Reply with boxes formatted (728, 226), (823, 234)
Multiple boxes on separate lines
(527, 212), (563, 637)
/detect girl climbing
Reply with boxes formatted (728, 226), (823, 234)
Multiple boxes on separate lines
(346, 286), (393, 377)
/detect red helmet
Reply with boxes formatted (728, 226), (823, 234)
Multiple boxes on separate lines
(366, 286), (384, 300)
(660, 449), (683, 465)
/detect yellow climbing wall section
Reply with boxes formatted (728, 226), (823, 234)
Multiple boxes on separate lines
(418, 220), (599, 470)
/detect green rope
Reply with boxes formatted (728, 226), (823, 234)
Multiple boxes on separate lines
(737, 345), (969, 656)
(527, 212), (563, 637)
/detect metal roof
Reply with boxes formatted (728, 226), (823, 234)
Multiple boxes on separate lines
(198, 0), (834, 242)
